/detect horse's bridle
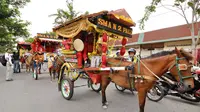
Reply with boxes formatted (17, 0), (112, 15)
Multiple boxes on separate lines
(168, 56), (193, 83)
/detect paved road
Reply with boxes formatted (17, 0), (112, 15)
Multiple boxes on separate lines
(0, 64), (199, 112)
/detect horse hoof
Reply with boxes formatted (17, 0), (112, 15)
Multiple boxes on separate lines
(105, 102), (109, 105)
(102, 105), (108, 109)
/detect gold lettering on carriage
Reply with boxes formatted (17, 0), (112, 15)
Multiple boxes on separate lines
(97, 18), (132, 35)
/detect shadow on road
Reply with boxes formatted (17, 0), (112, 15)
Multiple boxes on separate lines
(164, 96), (200, 106)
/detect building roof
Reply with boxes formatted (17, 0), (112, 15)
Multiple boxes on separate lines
(116, 22), (200, 46)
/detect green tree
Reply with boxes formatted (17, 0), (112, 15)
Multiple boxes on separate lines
(0, 0), (31, 52)
(24, 37), (34, 43)
(45, 31), (56, 36)
(140, 0), (200, 59)
(49, 0), (89, 26)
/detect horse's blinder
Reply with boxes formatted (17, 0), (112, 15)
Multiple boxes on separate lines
(168, 56), (194, 83)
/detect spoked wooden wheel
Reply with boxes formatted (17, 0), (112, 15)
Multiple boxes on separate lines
(88, 79), (101, 92)
(61, 77), (74, 100)
(42, 62), (48, 71)
(115, 83), (126, 92)
(33, 67), (38, 80)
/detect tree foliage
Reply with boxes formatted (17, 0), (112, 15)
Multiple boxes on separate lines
(24, 37), (34, 43)
(49, 0), (89, 26)
(140, 0), (200, 60)
(0, 0), (31, 52)
(45, 31), (56, 36)
(140, 0), (200, 30)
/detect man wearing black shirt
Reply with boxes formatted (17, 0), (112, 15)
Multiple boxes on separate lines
(13, 52), (20, 73)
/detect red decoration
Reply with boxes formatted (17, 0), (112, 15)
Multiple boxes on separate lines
(120, 37), (127, 56)
(102, 44), (107, 53)
(62, 40), (67, 45)
(77, 52), (83, 68)
(102, 33), (108, 42)
(102, 55), (107, 68)
(31, 43), (36, 52)
(120, 47), (126, 56)
(121, 37), (127, 45)
(101, 33), (108, 67)
(38, 46), (45, 52)
(65, 44), (70, 50)
(87, 72), (101, 84)
(83, 42), (88, 61)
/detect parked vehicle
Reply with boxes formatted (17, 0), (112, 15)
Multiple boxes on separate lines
(147, 66), (200, 102)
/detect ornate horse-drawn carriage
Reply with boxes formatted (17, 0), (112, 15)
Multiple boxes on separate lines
(53, 9), (134, 99)
(53, 9), (195, 112)
(17, 42), (31, 69)
(30, 33), (63, 80)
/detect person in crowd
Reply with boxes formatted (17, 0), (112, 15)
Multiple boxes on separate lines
(13, 51), (20, 73)
(127, 48), (137, 64)
(5, 48), (14, 81)
(115, 50), (121, 57)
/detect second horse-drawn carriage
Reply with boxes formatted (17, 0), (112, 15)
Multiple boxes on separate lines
(30, 33), (63, 80)
(17, 42), (31, 70)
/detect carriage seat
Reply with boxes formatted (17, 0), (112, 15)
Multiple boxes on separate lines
(90, 56), (101, 67)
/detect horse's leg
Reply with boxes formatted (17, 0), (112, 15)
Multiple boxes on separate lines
(137, 89), (147, 112)
(53, 70), (56, 80)
(49, 68), (52, 81)
(39, 65), (41, 74)
(101, 75), (111, 109)
(25, 64), (27, 72)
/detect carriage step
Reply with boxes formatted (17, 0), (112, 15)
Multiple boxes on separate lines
(74, 84), (88, 88)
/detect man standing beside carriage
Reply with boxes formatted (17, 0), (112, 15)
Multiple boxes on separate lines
(13, 51), (20, 73)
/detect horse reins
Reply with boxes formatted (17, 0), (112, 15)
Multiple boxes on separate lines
(135, 56), (163, 81)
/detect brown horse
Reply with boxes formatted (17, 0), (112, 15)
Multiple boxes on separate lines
(100, 48), (194, 112)
(25, 55), (33, 72)
(32, 53), (44, 74)
(20, 56), (26, 69)
(49, 55), (65, 81)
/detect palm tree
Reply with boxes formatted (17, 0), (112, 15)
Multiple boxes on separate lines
(49, 0), (89, 26)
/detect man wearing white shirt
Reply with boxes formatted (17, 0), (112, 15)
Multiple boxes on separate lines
(5, 49), (13, 81)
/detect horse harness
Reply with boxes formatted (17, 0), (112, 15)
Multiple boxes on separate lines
(108, 57), (136, 94)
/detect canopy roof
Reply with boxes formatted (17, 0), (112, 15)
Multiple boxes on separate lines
(34, 33), (62, 43)
(53, 9), (135, 39)
(18, 42), (31, 45)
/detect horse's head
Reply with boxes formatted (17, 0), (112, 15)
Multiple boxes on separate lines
(33, 53), (44, 64)
(55, 56), (65, 65)
(168, 47), (194, 92)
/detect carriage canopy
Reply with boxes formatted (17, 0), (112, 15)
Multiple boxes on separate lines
(53, 9), (135, 39)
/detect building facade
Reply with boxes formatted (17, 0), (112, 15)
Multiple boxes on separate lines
(114, 22), (200, 58)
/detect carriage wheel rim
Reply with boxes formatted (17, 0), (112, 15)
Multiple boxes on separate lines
(61, 80), (70, 97)
(92, 83), (101, 90)
(116, 85), (125, 90)
(33, 72), (36, 79)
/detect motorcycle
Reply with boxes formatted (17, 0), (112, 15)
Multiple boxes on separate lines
(147, 66), (200, 102)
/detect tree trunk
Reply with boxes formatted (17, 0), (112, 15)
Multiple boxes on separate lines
(191, 29), (197, 65)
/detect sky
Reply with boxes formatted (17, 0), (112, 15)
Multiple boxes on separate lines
(19, 0), (190, 41)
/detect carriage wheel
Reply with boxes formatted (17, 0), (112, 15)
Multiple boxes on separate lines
(42, 62), (48, 71)
(88, 79), (101, 92)
(33, 68), (38, 80)
(115, 83), (126, 92)
(61, 77), (74, 100)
